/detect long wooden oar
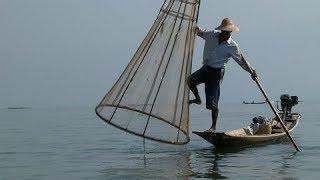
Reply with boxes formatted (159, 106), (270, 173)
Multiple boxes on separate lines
(243, 58), (300, 152)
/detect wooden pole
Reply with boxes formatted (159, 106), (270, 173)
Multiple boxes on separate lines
(243, 58), (300, 152)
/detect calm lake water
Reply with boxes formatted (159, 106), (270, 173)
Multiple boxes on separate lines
(1, 101), (319, 179)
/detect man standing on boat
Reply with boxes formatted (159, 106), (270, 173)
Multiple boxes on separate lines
(188, 17), (257, 132)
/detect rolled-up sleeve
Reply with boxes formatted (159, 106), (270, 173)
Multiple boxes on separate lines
(230, 46), (253, 73)
(197, 28), (214, 40)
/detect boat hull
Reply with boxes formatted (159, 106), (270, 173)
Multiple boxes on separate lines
(193, 113), (301, 147)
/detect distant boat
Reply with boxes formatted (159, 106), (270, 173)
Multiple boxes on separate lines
(7, 107), (32, 110)
(242, 101), (266, 104)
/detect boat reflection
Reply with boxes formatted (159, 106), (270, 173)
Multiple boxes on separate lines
(190, 147), (247, 179)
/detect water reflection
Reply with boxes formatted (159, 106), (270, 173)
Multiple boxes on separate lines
(190, 147), (246, 179)
(192, 151), (228, 179)
(190, 145), (300, 180)
(98, 137), (303, 179)
(275, 152), (299, 179)
(100, 144), (194, 179)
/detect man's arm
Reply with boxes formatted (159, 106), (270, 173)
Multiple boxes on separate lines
(241, 56), (258, 80)
(194, 26), (213, 39)
(231, 48), (252, 73)
(231, 47), (258, 79)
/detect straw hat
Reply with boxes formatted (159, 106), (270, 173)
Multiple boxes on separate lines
(215, 18), (239, 32)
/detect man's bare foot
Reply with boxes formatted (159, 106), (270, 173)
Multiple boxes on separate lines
(204, 128), (215, 133)
(189, 99), (201, 105)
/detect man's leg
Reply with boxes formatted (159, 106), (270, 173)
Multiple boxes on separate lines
(206, 86), (220, 130)
(205, 69), (222, 131)
(188, 67), (205, 104)
(211, 105), (219, 130)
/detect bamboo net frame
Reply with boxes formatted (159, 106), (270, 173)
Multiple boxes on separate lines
(96, 0), (200, 145)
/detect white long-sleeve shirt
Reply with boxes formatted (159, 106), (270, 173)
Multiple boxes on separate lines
(197, 29), (252, 73)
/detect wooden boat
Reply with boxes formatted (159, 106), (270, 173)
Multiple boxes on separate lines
(193, 113), (301, 147)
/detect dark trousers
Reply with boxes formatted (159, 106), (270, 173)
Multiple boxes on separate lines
(188, 65), (224, 128)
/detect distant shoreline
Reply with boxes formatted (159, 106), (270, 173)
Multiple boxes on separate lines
(7, 107), (32, 110)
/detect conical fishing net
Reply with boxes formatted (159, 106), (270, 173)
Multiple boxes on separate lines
(96, 0), (200, 144)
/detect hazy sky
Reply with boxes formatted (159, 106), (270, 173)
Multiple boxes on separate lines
(1, 0), (320, 108)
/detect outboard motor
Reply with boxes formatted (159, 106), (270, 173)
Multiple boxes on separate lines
(278, 94), (299, 116)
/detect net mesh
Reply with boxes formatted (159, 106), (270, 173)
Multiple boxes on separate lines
(96, 0), (200, 144)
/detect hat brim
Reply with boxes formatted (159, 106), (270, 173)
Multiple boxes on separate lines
(215, 25), (239, 32)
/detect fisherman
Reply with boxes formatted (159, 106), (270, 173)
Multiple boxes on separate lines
(188, 17), (258, 132)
